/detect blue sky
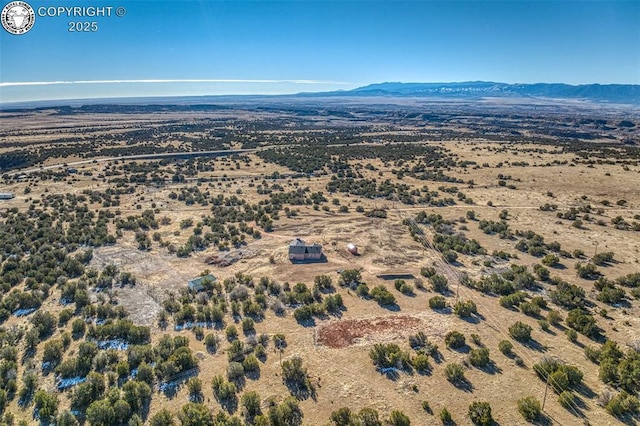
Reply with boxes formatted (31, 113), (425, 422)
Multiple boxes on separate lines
(1, 0), (639, 102)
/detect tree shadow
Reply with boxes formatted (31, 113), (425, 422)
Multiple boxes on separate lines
(219, 395), (238, 414)
(284, 380), (317, 401)
(158, 320), (168, 331)
(460, 315), (481, 324)
(22, 348), (35, 364)
(572, 394), (588, 414)
(380, 302), (401, 312)
(451, 377), (474, 392)
(245, 369), (261, 381)
(571, 339), (586, 349)
(41, 362), (54, 376)
(161, 384), (179, 399)
(619, 413), (640, 426)
(230, 375), (246, 391)
(450, 345), (470, 354)
(247, 312), (265, 323)
(416, 367), (432, 376)
(613, 300), (633, 309)
(522, 339), (548, 353)
(432, 350), (445, 364)
(531, 414), (553, 426)
(552, 323), (567, 332)
(377, 367), (401, 381)
(327, 309), (344, 319)
(478, 361), (502, 375)
(575, 383), (596, 399)
(189, 391), (204, 403)
(296, 318), (316, 327)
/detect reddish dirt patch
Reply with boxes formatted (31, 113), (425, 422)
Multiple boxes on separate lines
(316, 315), (423, 349)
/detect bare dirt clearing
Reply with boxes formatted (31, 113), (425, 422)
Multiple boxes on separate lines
(316, 312), (450, 349)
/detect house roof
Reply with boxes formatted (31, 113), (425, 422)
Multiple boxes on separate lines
(288, 238), (322, 254)
(305, 244), (322, 254)
(188, 274), (216, 289)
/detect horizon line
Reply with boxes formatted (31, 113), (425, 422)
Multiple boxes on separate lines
(0, 79), (355, 88)
(3, 80), (639, 88)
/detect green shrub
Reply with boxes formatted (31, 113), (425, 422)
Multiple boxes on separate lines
(445, 331), (466, 349)
(468, 401), (492, 426)
(204, 333), (220, 353)
(533, 264), (550, 281)
(387, 410), (410, 426)
(498, 340), (513, 356)
(575, 262), (600, 279)
(565, 308), (598, 338)
(519, 302), (540, 317)
(227, 362), (244, 381)
(541, 254), (559, 267)
(530, 296), (547, 309)
(469, 348), (490, 368)
(533, 357), (584, 393)
(499, 291), (527, 308)
(429, 296), (447, 310)
(420, 266), (437, 278)
(517, 396), (541, 421)
(549, 280), (586, 309)
(538, 320), (550, 332)
(558, 391), (576, 409)
(369, 343), (411, 371)
(453, 300), (477, 317)
(605, 391), (640, 417)
(509, 321), (532, 342)
(470, 333), (482, 346)
(394, 280), (414, 296)
(444, 363), (465, 384)
(355, 283), (369, 298)
(439, 408), (453, 424)
(412, 354), (430, 374)
(547, 310), (562, 326)
(430, 274), (449, 293)
(370, 285), (396, 305)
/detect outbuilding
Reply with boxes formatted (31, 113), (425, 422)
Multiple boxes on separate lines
(187, 274), (216, 292)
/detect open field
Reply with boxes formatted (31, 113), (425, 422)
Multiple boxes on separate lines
(0, 99), (639, 425)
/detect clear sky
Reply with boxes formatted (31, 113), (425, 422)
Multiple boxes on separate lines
(1, 0), (639, 103)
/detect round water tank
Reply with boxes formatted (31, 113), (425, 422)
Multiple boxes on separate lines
(346, 243), (358, 255)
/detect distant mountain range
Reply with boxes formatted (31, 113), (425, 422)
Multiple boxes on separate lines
(2, 81), (639, 110)
(311, 81), (640, 104)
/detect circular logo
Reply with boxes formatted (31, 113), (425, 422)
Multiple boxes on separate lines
(2, 1), (35, 35)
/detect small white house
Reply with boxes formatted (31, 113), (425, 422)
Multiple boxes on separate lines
(0, 193), (15, 200)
